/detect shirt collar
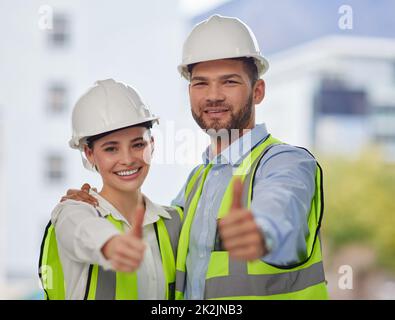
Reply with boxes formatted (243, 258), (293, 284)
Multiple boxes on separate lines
(91, 190), (171, 227)
(202, 123), (269, 166)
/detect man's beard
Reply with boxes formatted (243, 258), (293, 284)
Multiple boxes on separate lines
(191, 93), (253, 135)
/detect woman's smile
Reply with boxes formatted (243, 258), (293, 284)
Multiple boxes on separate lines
(113, 167), (143, 181)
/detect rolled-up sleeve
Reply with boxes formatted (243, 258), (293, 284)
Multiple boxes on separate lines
(51, 200), (120, 270)
(251, 145), (317, 267)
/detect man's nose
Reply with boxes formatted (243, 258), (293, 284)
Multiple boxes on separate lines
(206, 83), (225, 103)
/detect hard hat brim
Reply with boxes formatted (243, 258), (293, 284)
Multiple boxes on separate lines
(69, 116), (159, 150)
(178, 54), (269, 80)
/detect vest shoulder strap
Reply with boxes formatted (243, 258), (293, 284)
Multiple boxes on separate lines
(160, 206), (183, 259)
(38, 220), (66, 300)
(217, 135), (283, 218)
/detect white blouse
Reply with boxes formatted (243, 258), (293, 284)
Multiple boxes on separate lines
(51, 191), (171, 299)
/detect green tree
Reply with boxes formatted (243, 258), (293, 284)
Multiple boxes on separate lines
(319, 147), (395, 271)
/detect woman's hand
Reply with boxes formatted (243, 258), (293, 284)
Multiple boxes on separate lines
(101, 206), (146, 273)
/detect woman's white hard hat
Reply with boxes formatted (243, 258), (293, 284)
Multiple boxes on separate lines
(69, 79), (159, 150)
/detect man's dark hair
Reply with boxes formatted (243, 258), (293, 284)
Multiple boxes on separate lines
(187, 57), (259, 85)
(86, 121), (153, 149)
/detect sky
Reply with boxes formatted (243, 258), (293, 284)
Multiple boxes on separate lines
(180, 0), (231, 16)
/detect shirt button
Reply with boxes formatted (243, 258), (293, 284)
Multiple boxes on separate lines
(199, 253), (204, 258)
(214, 171), (219, 176)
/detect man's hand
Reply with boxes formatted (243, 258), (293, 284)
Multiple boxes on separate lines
(218, 178), (268, 261)
(101, 205), (146, 273)
(60, 183), (99, 207)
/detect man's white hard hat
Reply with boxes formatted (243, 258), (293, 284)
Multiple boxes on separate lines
(69, 79), (158, 150)
(178, 14), (269, 80)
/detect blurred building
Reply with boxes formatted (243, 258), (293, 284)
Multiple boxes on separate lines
(1, 0), (394, 300)
(193, 0), (395, 55)
(192, 0), (395, 300)
(259, 36), (395, 160)
(193, 0), (395, 159)
(0, 0), (188, 298)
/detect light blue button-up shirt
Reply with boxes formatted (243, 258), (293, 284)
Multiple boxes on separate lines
(171, 123), (317, 300)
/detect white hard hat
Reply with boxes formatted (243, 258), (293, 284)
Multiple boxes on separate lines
(178, 14), (269, 80)
(69, 79), (159, 151)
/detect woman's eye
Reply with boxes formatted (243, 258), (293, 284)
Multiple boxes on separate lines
(133, 142), (146, 149)
(104, 147), (116, 152)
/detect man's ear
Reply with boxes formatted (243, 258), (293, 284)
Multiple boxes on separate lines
(253, 79), (265, 105)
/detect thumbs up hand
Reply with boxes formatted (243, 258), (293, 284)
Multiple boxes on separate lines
(101, 204), (146, 273)
(218, 178), (268, 261)
(130, 205), (145, 239)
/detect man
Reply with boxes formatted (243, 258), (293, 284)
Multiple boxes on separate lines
(61, 15), (328, 300)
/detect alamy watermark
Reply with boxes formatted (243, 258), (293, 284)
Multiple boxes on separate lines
(144, 123), (253, 175)
(338, 264), (353, 290)
(38, 5), (53, 30)
(79, 121), (255, 176)
(38, 264), (54, 290)
(338, 5), (353, 30)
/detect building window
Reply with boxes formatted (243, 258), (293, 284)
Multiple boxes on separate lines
(373, 106), (395, 142)
(314, 79), (369, 116)
(393, 61), (395, 84)
(48, 14), (70, 47)
(46, 154), (65, 183)
(47, 83), (67, 114)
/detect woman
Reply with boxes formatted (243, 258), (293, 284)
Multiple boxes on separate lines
(39, 79), (182, 300)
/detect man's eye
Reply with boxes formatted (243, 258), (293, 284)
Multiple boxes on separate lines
(225, 80), (238, 84)
(192, 82), (207, 86)
(104, 147), (116, 152)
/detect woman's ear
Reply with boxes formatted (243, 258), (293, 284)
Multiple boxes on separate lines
(150, 136), (155, 154)
(83, 145), (95, 167)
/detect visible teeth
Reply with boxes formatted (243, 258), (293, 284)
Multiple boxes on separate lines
(207, 110), (227, 113)
(116, 169), (139, 176)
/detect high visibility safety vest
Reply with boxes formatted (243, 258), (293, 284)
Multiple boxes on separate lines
(39, 206), (183, 300)
(175, 135), (329, 300)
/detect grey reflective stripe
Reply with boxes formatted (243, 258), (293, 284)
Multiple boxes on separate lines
(175, 169), (205, 296)
(162, 206), (182, 258)
(204, 261), (326, 299)
(184, 168), (205, 218)
(176, 270), (186, 293)
(95, 266), (116, 300)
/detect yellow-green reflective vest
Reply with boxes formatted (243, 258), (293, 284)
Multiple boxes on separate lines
(175, 135), (329, 300)
(39, 205), (183, 300)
